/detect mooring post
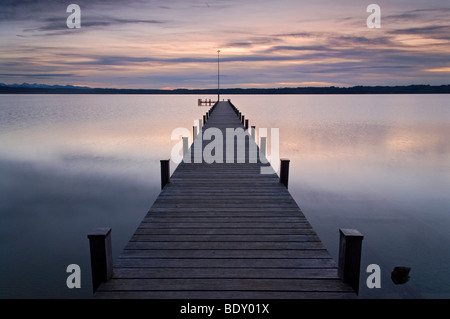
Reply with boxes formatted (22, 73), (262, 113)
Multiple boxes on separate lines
(88, 227), (113, 293)
(160, 159), (170, 189)
(260, 136), (267, 156)
(182, 136), (189, 156)
(280, 159), (290, 188)
(245, 119), (249, 130)
(338, 228), (364, 294)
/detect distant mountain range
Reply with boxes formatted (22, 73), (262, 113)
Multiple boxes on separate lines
(1, 82), (449, 94)
(0, 83), (91, 90)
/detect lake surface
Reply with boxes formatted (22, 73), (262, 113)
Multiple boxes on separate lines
(0, 94), (449, 299)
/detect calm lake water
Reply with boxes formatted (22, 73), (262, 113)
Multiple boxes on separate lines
(0, 94), (449, 299)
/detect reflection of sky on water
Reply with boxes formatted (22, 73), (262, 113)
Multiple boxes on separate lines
(0, 158), (158, 298)
(230, 94), (450, 298)
(1, 94), (449, 298)
(0, 95), (207, 298)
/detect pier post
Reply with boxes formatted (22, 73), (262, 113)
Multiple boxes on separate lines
(338, 228), (364, 294)
(280, 159), (290, 188)
(88, 227), (113, 293)
(160, 159), (170, 189)
(245, 119), (249, 130)
(260, 137), (267, 156)
(182, 137), (189, 155)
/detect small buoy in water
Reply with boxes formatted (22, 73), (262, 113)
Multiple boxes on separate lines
(391, 266), (411, 285)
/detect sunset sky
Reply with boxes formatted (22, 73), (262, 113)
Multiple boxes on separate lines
(1, 0), (449, 89)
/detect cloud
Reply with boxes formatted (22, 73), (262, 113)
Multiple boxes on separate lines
(384, 7), (450, 23)
(224, 36), (283, 48)
(388, 25), (450, 39)
(0, 73), (76, 77)
(1, 1), (450, 88)
(424, 67), (450, 73)
(23, 15), (167, 34)
(267, 45), (330, 52)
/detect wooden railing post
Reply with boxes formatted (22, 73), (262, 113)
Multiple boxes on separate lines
(280, 159), (290, 188)
(338, 228), (364, 294)
(193, 126), (198, 140)
(260, 137), (267, 156)
(88, 227), (113, 293)
(182, 136), (189, 156)
(160, 159), (170, 189)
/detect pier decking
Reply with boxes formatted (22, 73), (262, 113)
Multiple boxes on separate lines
(93, 101), (356, 298)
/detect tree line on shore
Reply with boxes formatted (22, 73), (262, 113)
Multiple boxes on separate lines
(1, 84), (449, 94)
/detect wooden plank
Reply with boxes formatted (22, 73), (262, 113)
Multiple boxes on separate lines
(142, 217), (309, 223)
(119, 248), (330, 258)
(143, 214), (307, 219)
(138, 223), (311, 229)
(113, 258), (337, 268)
(93, 290), (355, 299)
(97, 278), (353, 292)
(124, 241), (327, 250)
(129, 234), (320, 242)
(148, 207), (305, 212)
(109, 267), (339, 279)
(134, 228), (316, 235)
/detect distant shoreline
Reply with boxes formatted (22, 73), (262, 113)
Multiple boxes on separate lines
(1, 84), (449, 94)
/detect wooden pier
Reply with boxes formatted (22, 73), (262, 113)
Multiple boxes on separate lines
(198, 98), (217, 106)
(91, 101), (360, 299)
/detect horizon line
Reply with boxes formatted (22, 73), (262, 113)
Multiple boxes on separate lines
(1, 82), (450, 92)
